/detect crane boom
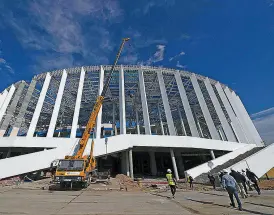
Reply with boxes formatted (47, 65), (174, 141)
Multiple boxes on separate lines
(66, 38), (130, 159)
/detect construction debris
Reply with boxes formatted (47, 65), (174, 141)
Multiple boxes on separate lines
(259, 180), (274, 190)
(115, 174), (141, 191)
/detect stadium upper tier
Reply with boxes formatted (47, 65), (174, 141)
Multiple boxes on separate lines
(0, 65), (263, 146)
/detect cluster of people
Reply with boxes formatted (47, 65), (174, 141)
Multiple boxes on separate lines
(166, 168), (261, 211)
(219, 168), (261, 211)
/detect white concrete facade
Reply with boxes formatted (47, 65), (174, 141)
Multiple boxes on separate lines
(0, 65), (265, 179)
(0, 134), (251, 179)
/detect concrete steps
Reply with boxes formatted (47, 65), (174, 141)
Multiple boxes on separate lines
(194, 147), (264, 183)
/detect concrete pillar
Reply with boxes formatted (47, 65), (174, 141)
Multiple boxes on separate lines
(138, 69), (151, 134)
(10, 79), (37, 137)
(190, 74), (220, 140)
(27, 73), (51, 137)
(224, 87), (255, 144)
(204, 78), (237, 142)
(149, 151), (157, 176)
(71, 67), (85, 137)
(170, 148), (179, 180)
(175, 152), (185, 177)
(128, 149), (133, 178)
(95, 66), (105, 139)
(234, 93), (263, 146)
(175, 71), (199, 137)
(157, 71), (176, 136)
(215, 82), (246, 143)
(135, 109), (140, 134)
(47, 70), (67, 137)
(210, 150), (216, 160)
(158, 104), (165, 135)
(119, 66), (126, 134)
(0, 82), (25, 137)
(177, 105), (186, 136)
(0, 85), (16, 124)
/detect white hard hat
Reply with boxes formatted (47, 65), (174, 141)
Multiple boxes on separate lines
(223, 169), (229, 173)
(167, 169), (172, 173)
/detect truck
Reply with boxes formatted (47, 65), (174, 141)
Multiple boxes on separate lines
(53, 38), (130, 188)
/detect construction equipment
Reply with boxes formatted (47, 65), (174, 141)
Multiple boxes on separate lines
(53, 38), (130, 188)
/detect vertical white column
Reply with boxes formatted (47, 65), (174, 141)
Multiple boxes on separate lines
(157, 71), (176, 136)
(176, 151), (185, 176)
(215, 82), (246, 143)
(175, 71), (199, 137)
(158, 104), (165, 135)
(27, 73), (51, 137)
(170, 148), (179, 180)
(204, 78), (236, 142)
(47, 70), (67, 137)
(128, 148), (134, 178)
(95, 66), (105, 139)
(224, 87), (255, 145)
(135, 109), (140, 134)
(233, 92), (263, 146)
(71, 67), (85, 138)
(0, 90), (8, 109)
(119, 66), (126, 134)
(177, 105), (186, 135)
(0, 85), (15, 124)
(210, 150), (216, 159)
(138, 69), (151, 134)
(190, 74), (220, 140)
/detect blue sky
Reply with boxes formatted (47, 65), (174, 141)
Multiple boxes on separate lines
(0, 0), (274, 143)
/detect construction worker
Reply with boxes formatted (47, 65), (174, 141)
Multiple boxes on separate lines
(230, 169), (248, 198)
(166, 169), (176, 198)
(186, 174), (194, 189)
(246, 168), (261, 195)
(222, 169), (243, 211)
(241, 169), (253, 191)
(208, 172), (216, 190)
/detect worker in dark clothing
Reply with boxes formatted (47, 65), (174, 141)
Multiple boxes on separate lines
(246, 168), (261, 195)
(222, 169), (242, 211)
(208, 173), (216, 190)
(188, 175), (194, 189)
(166, 169), (176, 198)
(230, 169), (248, 198)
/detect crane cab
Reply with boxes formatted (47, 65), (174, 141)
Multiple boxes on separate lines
(54, 159), (88, 188)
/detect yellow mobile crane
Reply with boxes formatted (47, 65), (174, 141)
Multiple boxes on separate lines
(54, 38), (130, 188)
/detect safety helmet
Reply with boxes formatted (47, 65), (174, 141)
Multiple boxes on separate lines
(167, 169), (172, 173)
(223, 169), (229, 173)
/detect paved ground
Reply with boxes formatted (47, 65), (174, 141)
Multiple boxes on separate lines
(0, 187), (274, 215)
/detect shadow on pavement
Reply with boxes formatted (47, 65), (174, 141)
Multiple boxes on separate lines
(185, 198), (272, 215)
(149, 192), (203, 214)
(199, 191), (227, 197)
(245, 202), (274, 209)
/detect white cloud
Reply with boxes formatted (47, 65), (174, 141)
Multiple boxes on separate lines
(146, 44), (165, 65)
(176, 61), (186, 69)
(169, 51), (185, 62)
(0, 51), (14, 75)
(252, 107), (274, 145)
(0, 0), (123, 72)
